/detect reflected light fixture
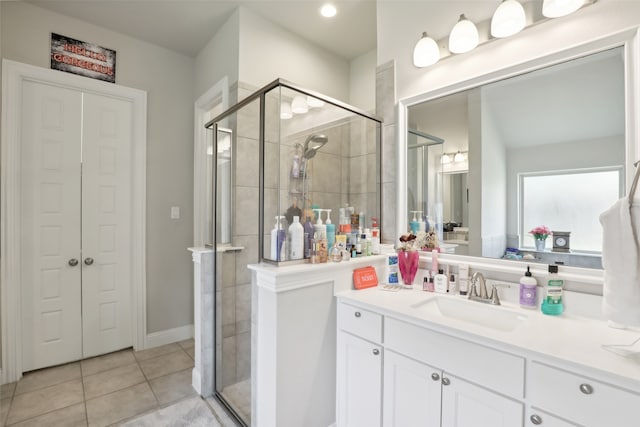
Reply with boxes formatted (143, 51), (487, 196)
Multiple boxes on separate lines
(454, 151), (465, 162)
(542, 0), (584, 18)
(291, 95), (309, 114)
(307, 96), (325, 108)
(442, 153), (452, 164)
(320, 4), (337, 18)
(491, 0), (526, 38)
(413, 32), (440, 68)
(449, 14), (479, 54)
(280, 101), (292, 120)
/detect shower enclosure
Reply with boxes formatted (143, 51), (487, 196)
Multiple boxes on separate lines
(205, 79), (381, 426)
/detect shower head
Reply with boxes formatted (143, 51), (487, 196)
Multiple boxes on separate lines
(302, 134), (329, 159)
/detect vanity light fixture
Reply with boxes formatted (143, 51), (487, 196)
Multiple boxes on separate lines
(442, 153), (452, 164)
(449, 14), (479, 54)
(320, 3), (337, 18)
(454, 151), (465, 162)
(307, 96), (325, 108)
(413, 32), (440, 68)
(291, 95), (309, 114)
(280, 101), (293, 119)
(491, 0), (526, 38)
(542, 0), (584, 18)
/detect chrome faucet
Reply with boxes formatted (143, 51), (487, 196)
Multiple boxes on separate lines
(469, 272), (501, 305)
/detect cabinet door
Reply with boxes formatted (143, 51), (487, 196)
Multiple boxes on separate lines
(441, 373), (523, 427)
(383, 350), (442, 427)
(337, 332), (382, 427)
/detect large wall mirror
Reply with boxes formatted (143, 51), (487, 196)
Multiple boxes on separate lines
(405, 45), (626, 269)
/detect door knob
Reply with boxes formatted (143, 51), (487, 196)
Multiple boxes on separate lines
(68, 258), (79, 267)
(84, 257), (94, 266)
(441, 377), (451, 386)
(431, 373), (440, 381)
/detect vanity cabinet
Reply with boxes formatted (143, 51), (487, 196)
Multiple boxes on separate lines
(337, 301), (524, 427)
(336, 303), (383, 427)
(528, 361), (640, 427)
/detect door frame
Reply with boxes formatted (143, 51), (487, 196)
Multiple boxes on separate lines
(1, 59), (148, 383)
(193, 77), (229, 247)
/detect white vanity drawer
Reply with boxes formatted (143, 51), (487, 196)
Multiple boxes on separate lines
(385, 317), (525, 398)
(529, 361), (640, 427)
(338, 303), (382, 343)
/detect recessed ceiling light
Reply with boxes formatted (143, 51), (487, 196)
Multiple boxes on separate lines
(320, 4), (337, 18)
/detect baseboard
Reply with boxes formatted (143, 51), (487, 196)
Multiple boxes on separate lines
(145, 324), (194, 349)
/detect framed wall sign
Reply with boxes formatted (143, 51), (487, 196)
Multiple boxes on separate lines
(50, 33), (116, 83)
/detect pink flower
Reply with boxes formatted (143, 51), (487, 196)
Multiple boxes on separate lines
(529, 225), (551, 239)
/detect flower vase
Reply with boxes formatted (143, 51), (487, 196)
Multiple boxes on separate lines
(398, 250), (419, 288)
(535, 238), (546, 252)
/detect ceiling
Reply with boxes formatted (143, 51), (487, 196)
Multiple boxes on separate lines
(24, 0), (378, 60)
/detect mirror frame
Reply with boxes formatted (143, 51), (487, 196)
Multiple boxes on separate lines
(396, 28), (640, 292)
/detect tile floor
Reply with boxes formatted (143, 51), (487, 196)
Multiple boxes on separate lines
(0, 339), (236, 427)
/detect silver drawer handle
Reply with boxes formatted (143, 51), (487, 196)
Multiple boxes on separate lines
(354, 311), (361, 318)
(84, 257), (94, 266)
(431, 373), (440, 381)
(530, 414), (542, 425)
(68, 258), (79, 267)
(441, 377), (451, 386)
(579, 383), (593, 395)
(372, 349), (380, 356)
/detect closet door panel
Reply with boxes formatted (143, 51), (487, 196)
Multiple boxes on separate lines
(81, 92), (133, 358)
(20, 80), (83, 371)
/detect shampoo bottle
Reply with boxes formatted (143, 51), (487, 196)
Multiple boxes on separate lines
(541, 265), (564, 315)
(270, 216), (286, 261)
(371, 217), (381, 255)
(303, 216), (315, 258)
(325, 209), (336, 249)
(519, 266), (538, 309)
(289, 216), (304, 260)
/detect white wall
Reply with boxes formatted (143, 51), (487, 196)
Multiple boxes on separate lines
(1, 1), (196, 335)
(349, 49), (376, 112)
(194, 8), (240, 98)
(237, 7), (350, 101)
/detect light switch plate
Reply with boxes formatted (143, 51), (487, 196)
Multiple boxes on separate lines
(171, 206), (180, 219)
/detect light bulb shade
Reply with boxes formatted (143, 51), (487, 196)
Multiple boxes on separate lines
(491, 0), (526, 38)
(454, 151), (465, 162)
(542, 0), (584, 18)
(442, 154), (452, 164)
(307, 96), (325, 108)
(449, 14), (479, 54)
(291, 95), (308, 114)
(413, 32), (440, 68)
(280, 102), (292, 119)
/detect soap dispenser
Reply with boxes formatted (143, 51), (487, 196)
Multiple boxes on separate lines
(270, 216), (286, 261)
(519, 266), (538, 309)
(313, 208), (326, 239)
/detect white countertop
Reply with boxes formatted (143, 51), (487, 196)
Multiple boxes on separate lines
(337, 286), (640, 388)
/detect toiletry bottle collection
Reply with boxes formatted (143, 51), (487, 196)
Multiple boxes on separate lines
(415, 255), (564, 315)
(270, 205), (380, 264)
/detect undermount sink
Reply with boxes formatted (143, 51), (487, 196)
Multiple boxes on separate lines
(412, 296), (528, 332)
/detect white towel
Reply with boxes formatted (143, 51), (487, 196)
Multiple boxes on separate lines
(599, 195), (640, 326)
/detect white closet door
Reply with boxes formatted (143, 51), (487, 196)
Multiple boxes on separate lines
(20, 80), (83, 371)
(81, 92), (133, 358)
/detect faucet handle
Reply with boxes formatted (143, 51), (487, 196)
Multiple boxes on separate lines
(489, 285), (501, 305)
(468, 281), (478, 298)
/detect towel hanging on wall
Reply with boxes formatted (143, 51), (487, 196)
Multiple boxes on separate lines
(599, 163), (640, 326)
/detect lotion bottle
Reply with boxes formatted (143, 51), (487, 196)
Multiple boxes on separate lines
(325, 209), (336, 249)
(289, 216), (304, 260)
(270, 216), (286, 261)
(519, 266), (538, 309)
(434, 269), (448, 293)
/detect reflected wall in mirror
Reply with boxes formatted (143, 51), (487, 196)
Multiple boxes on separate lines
(407, 46), (625, 268)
